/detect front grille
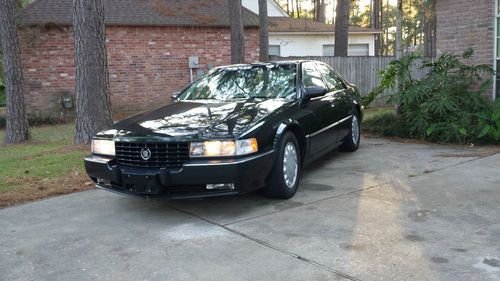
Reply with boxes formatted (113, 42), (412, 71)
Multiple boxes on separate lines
(115, 142), (189, 168)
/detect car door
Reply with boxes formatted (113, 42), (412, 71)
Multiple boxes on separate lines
(315, 62), (352, 143)
(301, 62), (338, 156)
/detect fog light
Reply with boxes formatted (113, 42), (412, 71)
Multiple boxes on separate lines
(206, 183), (235, 190)
(97, 178), (110, 185)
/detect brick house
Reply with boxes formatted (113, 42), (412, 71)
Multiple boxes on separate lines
(436, 0), (497, 100)
(20, 0), (260, 116)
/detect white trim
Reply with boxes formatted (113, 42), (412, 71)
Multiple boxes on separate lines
(306, 115), (353, 138)
(269, 0), (289, 17)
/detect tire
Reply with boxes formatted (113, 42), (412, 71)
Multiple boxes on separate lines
(265, 132), (301, 199)
(340, 113), (361, 152)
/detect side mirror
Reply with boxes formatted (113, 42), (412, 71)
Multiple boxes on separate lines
(303, 86), (328, 99)
(171, 92), (180, 101)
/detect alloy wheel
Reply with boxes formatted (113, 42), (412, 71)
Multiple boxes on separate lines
(283, 142), (298, 188)
(352, 115), (359, 145)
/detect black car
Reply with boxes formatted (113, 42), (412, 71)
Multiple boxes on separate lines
(84, 60), (363, 199)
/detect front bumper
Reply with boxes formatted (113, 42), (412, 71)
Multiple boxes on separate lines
(84, 150), (275, 199)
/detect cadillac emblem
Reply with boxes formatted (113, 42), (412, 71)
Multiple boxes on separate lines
(140, 147), (152, 160)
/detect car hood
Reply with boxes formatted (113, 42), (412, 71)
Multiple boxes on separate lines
(101, 99), (290, 140)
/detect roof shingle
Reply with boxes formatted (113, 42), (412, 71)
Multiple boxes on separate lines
(21, 0), (260, 27)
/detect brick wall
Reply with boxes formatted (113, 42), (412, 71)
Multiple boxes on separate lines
(436, 0), (494, 66)
(20, 25), (260, 115)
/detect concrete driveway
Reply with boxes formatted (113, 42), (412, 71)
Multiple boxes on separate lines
(1, 137), (500, 281)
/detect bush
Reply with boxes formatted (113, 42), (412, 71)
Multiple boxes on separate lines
(0, 57), (4, 107)
(0, 112), (64, 129)
(362, 109), (409, 137)
(477, 98), (500, 141)
(366, 48), (497, 144)
(0, 84), (5, 107)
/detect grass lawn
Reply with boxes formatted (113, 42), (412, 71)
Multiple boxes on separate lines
(0, 123), (93, 208)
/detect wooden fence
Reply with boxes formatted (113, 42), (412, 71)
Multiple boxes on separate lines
(270, 56), (431, 107)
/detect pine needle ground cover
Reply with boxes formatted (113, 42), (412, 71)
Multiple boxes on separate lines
(0, 124), (93, 208)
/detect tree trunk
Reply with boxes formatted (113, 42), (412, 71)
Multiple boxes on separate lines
(313, 0), (316, 21)
(371, 0), (382, 56)
(296, 0), (301, 18)
(0, 0), (30, 144)
(73, 0), (113, 144)
(423, 0), (436, 57)
(395, 0), (403, 95)
(258, 0), (269, 61)
(334, 0), (350, 57)
(316, 0), (325, 23)
(395, 0), (403, 59)
(229, 0), (245, 64)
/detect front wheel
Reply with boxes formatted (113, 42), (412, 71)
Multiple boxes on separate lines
(340, 114), (360, 152)
(265, 132), (301, 199)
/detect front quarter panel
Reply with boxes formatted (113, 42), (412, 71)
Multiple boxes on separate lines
(238, 100), (303, 154)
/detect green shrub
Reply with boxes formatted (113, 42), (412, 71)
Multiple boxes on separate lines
(0, 112), (64, 129)
(367, 48), (496, 144)
(0, 83), (5, 107)
(0, 69), (4, 107)
(0, 56), (4, 107)
(362, 109), (409, 137)
(477, 99), (500, 141)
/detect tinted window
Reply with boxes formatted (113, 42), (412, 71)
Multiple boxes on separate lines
(178, 64), (297, 101)
(316, 63), (344, 90)
(302, 62), (326, 88)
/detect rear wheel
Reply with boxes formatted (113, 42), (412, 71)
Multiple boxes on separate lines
(265, 132), (301, 199)
(340, 113), (360, 152)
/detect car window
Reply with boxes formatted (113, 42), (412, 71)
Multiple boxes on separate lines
(316, 63), (345, 91)
(302, 62), (326, 88)
(178, 64), (297, 101)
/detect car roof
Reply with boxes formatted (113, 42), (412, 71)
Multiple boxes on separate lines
(215, 60), (318, 70)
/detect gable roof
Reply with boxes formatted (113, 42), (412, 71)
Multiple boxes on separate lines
(268, 0), (289, 17)
(269, 17), (382, 34)
(21, 0), (260, 27)
(241, 0), (289, 17)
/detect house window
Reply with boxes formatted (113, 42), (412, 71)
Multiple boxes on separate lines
(323, 44), (334, 56)
(269, 45), (281, 56)
(348, 44), (369, 56)
(323, 44), (370, 56)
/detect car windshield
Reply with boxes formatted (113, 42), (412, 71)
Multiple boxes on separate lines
(177, 64), (297, 101)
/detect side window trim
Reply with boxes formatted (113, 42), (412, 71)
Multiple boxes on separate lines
(313, 62), (334, 92)
(329, 66), (349, 90)
(315, 62), (340, 91)
(302, 62), (327, 89)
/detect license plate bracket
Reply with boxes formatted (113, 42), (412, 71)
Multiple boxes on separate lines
(122, 173), (161, 195)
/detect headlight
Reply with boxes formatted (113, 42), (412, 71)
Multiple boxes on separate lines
(91, 139), (115, 156)
(190, 138), (258, 157)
